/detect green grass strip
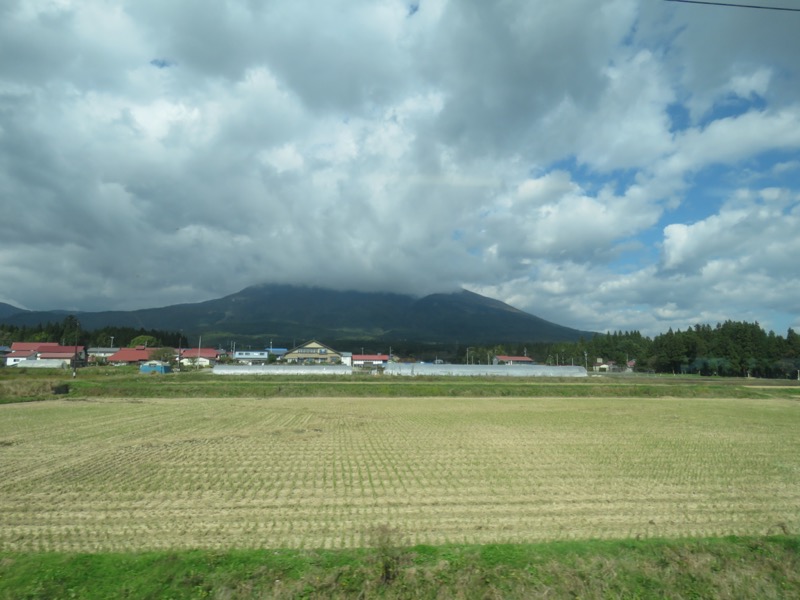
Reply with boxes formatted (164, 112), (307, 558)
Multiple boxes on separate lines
(1, 536), (798, 599)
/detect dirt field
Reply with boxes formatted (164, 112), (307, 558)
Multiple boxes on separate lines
(1, 396), (798, 552)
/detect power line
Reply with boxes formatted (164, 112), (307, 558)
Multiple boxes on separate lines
(665, 0), (800, 11)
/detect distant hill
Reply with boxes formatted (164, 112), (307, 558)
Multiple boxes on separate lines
(0, 284), (594, 345)
(0, 302), (26, 319)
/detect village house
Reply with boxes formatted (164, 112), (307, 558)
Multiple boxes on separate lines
(5, 342), (85, 367)
(493, 355), (535, 366)
(283, 340), (342, 365)
(86, 347), (120, 363)
(592, 358), (636, 373)
(6, 342), (58, 366)
(38, 345), (87, 364)
(178, 347), (221, 368)
(107, 346), (154, 366)
(593, 358), (617, 372)
(5, 349), (38, 366)
(232, 350), (270, 364)
(352, 354), (390, 368)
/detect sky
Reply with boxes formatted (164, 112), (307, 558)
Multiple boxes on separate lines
(1, 0), (800, 337)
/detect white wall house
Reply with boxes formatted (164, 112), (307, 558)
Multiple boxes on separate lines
(352, 354), (390, 367)
(232, 350), (271, 365)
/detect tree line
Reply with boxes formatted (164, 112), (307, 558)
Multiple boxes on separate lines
(469, 321), (800, 378)
(0, 316), (183, 350)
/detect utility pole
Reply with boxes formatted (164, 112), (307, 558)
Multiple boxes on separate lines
(72, 320), (80, 377)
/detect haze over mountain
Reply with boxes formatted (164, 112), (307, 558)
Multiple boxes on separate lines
(0, 285), (593, 346)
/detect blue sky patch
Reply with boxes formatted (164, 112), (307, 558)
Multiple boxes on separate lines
(546, 156), (639, 197)
(666, 102), (691, 133)
(698, 94), (767, 129)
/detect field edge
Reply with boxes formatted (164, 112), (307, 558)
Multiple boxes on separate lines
(1, 535), (798, 599)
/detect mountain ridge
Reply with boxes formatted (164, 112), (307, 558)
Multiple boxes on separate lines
(0, 284), (594, 345)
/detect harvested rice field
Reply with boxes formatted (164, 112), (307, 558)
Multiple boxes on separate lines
(1, 395), (798, 552)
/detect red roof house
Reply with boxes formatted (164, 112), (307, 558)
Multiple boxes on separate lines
(5, 350), (37, 366)
(108, 346), (153, 364)
(10, 342), (59, 352)
(179, 347), (219, 360)
(179, 348), (219, 367)
(494, 355), (535, 365)
(352, 354), (390, 366)
(37, 345), (85, 360)
(6, 343), (85, 366)
(39, 346), (86, 367)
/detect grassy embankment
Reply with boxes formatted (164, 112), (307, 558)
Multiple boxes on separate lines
(1, 368), (799, 598)
(4, 366), (800, 401)
(2, 536), (798, 599)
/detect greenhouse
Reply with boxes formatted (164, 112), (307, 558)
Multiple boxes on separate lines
(213, 364), (353, 376)
(213, 363), (588, 377)
(384, 364), (588, 377)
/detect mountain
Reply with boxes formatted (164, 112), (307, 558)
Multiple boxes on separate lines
(0, 284), (594, 345)
(0, 302), (26, 319)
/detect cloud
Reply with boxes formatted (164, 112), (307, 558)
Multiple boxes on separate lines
(149, 58), (175, 69)
(1, 0), (800, 338)
(572, 50), (676, 171)
(661, 188), (800, 274)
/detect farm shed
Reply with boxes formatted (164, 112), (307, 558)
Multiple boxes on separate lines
(140, 361), (171, 374)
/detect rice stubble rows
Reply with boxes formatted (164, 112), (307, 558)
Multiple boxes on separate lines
(0, 395), (797, 551)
